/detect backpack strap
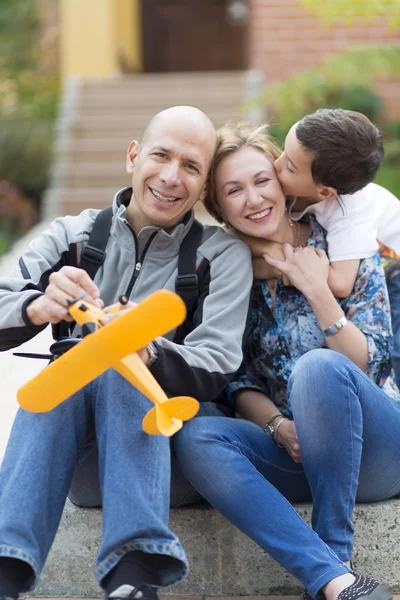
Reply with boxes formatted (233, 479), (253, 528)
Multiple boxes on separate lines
(52, 206), (114, 340)
(54, 211), (204, 343)
(174, 219), (204, 341)
(78, 206), (113, 278)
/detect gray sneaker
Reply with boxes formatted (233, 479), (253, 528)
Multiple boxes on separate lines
(107, 584), (159, 600)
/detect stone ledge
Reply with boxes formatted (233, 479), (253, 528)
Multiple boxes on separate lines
(35, 499), (400, 598)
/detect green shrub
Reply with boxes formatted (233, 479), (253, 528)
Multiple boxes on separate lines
(0, 116), (54, 203)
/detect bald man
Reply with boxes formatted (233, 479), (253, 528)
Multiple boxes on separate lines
(0, 107), (252, 600)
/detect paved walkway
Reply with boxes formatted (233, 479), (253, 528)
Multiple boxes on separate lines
(24, 597), (400, 600)
(0, 221), (53, 461)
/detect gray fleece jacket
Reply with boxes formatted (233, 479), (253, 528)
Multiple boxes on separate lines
(0, 188), (252, 402)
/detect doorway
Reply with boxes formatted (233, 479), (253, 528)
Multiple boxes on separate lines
(142, 0), (249, 72)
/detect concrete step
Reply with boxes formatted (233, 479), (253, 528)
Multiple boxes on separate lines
(77, 90), (245, 109)
(28, 597), (307, 600)
(34, 499), (400, 598)
(71, 110), (243, 133)
(80, 72), (247, 91)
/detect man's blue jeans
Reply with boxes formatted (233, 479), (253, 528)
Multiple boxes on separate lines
(387, 262), (400, 384)
(0, 369), (188, 591)
(174, 350), (400, 598)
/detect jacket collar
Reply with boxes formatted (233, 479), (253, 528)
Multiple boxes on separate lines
(112, 187), (196, 256)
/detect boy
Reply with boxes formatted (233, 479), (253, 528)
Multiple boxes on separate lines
(248, 108), (400, 381)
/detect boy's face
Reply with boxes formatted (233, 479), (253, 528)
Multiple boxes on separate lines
(274, 124), (322, 200)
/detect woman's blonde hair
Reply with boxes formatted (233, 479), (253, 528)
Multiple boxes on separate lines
(205, 121), (282, 224)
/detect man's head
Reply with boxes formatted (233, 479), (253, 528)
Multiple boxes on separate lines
(126, 106), (217, 232)
(274, 108), (384, 201)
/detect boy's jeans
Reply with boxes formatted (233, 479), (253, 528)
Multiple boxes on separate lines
(0, 369), (188, 590)
(174, 350), (400, 598)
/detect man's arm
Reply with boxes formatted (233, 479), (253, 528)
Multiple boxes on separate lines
(0, 214), (98, 351)
(234, 231), (287, 280)
(149, 231), (253, 402)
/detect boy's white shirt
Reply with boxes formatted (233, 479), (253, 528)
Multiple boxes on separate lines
(290, 182), (400, 262)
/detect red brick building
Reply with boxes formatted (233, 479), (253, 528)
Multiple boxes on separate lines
(249, 0), (400, 117)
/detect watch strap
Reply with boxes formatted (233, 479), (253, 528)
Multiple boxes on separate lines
(323, 315), (348, 337)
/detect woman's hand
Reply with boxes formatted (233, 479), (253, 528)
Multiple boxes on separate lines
(264, 244), (330, 297)
(275, 420), (302, 463)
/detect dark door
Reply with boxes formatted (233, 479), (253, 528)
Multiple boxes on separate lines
(142, 0), (248, 72)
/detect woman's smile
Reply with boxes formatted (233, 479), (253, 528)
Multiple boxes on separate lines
(246, 207), (272, 221)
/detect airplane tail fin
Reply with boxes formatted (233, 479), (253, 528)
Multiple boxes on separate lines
(142, 397), (199, 437)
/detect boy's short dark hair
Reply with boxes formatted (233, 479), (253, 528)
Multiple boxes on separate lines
(296, 108), (384, 195)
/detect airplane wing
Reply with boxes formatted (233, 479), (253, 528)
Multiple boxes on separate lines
(17, 290), (186, 413)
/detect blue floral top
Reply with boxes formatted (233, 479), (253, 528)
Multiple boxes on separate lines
(228, 217), (400, 416)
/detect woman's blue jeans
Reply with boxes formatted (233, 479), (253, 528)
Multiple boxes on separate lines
(174, 349), (400, 598)
(0, 369), (188, 591)
(387, 263), (400, 384)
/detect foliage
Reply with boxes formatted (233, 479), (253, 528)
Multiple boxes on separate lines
(0, 116), (54, 203)
(0, 0), (60, 119)
(300, 0), (400, 30)
(375, 163), (400, 198)
(0, 0), (60, 255)
(246, 45), (400, 130)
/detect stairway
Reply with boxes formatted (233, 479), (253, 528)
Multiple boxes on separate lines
(43, 72), (254, 222)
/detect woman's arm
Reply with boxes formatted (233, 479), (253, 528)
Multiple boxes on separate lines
(235, 389), (302, 463)
(236, 388), (282, 426)
(264, 244), (369, 371)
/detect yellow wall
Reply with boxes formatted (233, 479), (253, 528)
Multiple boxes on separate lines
(114, 0), (142, 73)
(61, 0), (142, 77)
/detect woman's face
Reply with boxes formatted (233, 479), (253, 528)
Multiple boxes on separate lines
(215, 146), (287, 239)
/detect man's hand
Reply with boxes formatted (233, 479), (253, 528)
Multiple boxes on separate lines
(275, 420), (302, 463)
(101, 300), (150, 364)
(26, 266), (102, 326)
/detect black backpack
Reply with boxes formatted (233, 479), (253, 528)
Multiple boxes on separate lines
(53, 206), (206, 343)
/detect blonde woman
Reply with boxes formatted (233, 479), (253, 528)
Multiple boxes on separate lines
(174, 122), (400, 600)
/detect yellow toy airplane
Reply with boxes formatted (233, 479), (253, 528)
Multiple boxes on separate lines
(16, 290), (199, 436)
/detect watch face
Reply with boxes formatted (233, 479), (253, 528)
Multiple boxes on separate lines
(264, 424), (274, 438)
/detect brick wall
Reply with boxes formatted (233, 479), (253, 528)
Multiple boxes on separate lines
(249, 0), (400, 118)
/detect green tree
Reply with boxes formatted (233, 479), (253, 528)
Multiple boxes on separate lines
(0, 0), (60, 207)
(300, 0), (400, 29)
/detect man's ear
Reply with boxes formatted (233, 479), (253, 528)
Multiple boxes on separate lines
(199, 183), (208, 203)
(315, 183), (337, 201)
(126, 140), (140, 174)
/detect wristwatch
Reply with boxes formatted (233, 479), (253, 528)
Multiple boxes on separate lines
(323, 316), (348, 337)
(146, 341), (159, 367)
(264, 414), (284, 439)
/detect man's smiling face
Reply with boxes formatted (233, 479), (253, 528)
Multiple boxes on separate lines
(126, 109), (216, 232)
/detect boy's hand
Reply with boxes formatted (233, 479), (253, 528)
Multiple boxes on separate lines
(264, 245), (329, 296)
(235, 231), (282, 258)
(253, 257), (291, 285)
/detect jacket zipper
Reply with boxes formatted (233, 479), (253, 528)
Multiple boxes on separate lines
(123, 219), (157, 298)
